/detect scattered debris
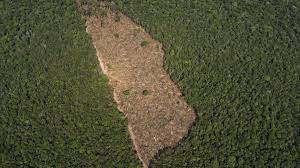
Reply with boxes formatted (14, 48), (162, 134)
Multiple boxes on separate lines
(86, 11), (195, 167)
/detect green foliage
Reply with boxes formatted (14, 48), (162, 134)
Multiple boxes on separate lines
(111, 0), (300, 167)
(141, 41), (149, 47)
(123, 90), (130, 96)
(140, 41), (149, 47)
(0, 0), (140, 167)
(142, 90), (149, 96)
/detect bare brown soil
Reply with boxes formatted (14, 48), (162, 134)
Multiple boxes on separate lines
(85, 11), (196, 167)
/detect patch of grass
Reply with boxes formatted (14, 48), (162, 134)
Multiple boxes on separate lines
(107, 64), (113, 69)
(0, 1), (140, 167)
(142, 90), (149, 96)
(140, 40), (149, 47)
(113, 0), (299, 167)
(123, 90), (130, 96)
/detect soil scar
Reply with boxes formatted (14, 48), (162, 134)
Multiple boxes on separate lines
(86, 11), (196, 167)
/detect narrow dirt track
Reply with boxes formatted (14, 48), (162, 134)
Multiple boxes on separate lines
(85, 11), (196, 167)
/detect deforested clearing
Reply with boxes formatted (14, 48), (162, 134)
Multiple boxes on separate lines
(86, 11), (195, 167)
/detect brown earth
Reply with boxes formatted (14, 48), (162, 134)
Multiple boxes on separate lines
(85, 11), (196, 167)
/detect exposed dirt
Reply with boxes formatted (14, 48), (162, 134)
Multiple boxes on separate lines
(85, 11), (196, 167)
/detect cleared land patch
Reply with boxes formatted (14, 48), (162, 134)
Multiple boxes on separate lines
(86, 11), (196, 167)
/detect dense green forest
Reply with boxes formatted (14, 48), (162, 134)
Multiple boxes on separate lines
(106, 0), (300, 167)
(0, 0), (140, 167)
